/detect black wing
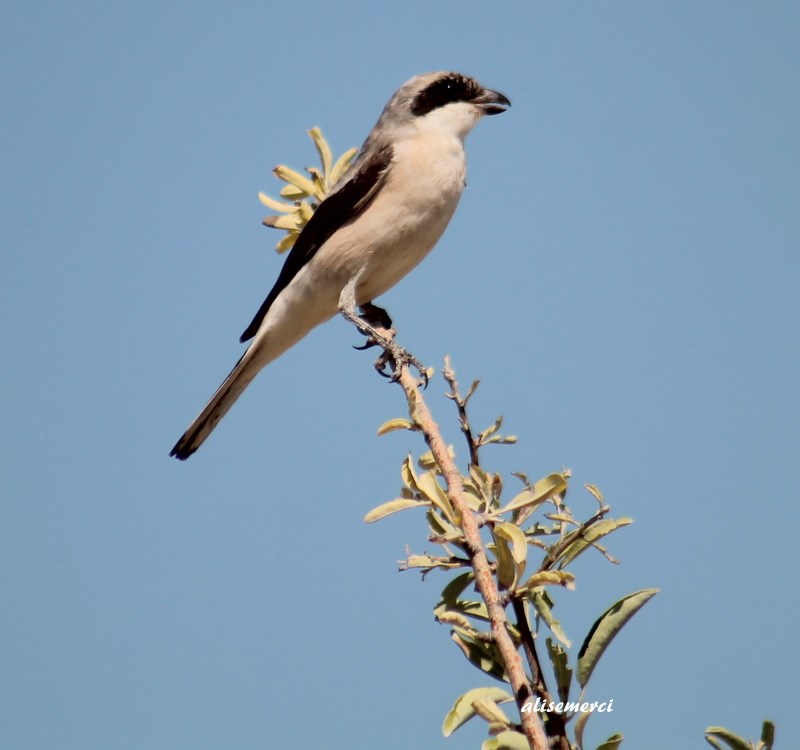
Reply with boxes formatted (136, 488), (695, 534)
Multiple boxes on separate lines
(239, 143), (394, 343)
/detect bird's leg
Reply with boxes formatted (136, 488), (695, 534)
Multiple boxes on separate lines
(358, 301), (394, 332)
(352, 302), (405, 379)
(339, 280), (428, 386)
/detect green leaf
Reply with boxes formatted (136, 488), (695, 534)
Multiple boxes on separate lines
(278, 183), (306, 199)
(440, 571), (475, 604)
(417, 471), (456, 523)
(495, 522), (528, 568)
(307, 127), (333, 182)
(478, 416), (503, 443)
(577, 589), (659, 688)
(400, 454), (419, 492)
(450, 628), (507, 681)
(481, 730), (530, 750)
(584, 483), (604, 504)
(426, 509), (461, 541)
(531, 589), (571, 648)
(442, 687), (513, 737)
(489, 536), (516, 590)
(257, 191), (296, 212)
(486, 434), (517, 445)
(761, 720), (776, 750)
(263, 213), (301, 230)
(472, 696), (512, 727)
(546, 637), (573, 703)
(501, 473), (568, 514)
(574, 710), (591, 750)
(435, 610), (472, 629)
(436, 597), (490, 623)
(363, 498), (429, 523)
(556, 518), (633, 568)
(273, 164), (318, 197)
(460, 477), (486, 512)
(704, 727), (751, 750)
(520, 570), (575, 592)
(596, 733), (624, 750)
(328, 146), (357, 186)
(377, 418), (414, 435)
(404, 554), (463, 571)
(469, 465), (493, 505)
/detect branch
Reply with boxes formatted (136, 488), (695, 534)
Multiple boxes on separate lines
(511, 597), (570, 750)
(394, 364), (549, 750)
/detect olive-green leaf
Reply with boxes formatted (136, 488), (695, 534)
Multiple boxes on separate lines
(307, 127), (333, 181)
(574, 710), (591, 750)
(417, 471), (456, 523)
(377, 418), (414, 435)
(273, 164), (318, 196)
(546, 637), (573, 704)
(440, 571), (475, 604)
(501, 473), (568, 514)
(469, 464), (493, 503)
(257, 191), (295, 212)
(596, 733), (624, 750)
(703, 727), (751, 750)
(426, 509), (461, 541)
(495, 522), (528, 568)
(531, 589), (571, 648)
(435, 597), (490, 623)
(328, 146), (357, 186)
(584, 483), (604, 504)
(472, 696), (512, 726)
(521, 570), (575, 592)
(481, 730), (530, 750)
(761, 720), (776, 750)
(419, 443), (455, 470)
(478, 416), (503, 444)
(450, 629), (507, 681)
(556, 518), (633, 568)
(442, 687), (513, 737)
(577, 589), (658, 688)
(405, 554), (462, 571)
(279, 183), (306, 199)
(400, 454), (419, 492)
(363, 498), (428, 523)
(436, 610), (472, 629)
(490, 536), (516, 590)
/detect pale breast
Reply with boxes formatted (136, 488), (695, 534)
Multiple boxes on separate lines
(353, 134), (467, 302)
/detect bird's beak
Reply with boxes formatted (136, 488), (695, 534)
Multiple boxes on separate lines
(475, 87), (511, 115)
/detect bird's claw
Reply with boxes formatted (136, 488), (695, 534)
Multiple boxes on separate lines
(343, 303), (428, 388)
(373, 341), (429, 388)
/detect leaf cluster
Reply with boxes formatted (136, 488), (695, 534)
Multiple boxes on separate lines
(365, 372), (653, 749)
(258, 127), (357, 252)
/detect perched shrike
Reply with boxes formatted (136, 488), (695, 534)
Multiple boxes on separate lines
(170, 71), (510, 460)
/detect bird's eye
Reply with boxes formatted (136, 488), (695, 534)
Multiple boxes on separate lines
(411, 75), (476, 116)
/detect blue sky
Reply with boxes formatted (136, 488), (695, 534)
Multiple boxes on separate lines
(2, 2), (798, 748)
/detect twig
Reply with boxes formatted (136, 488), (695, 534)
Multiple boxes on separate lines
(542, 505), (611, 573)
(442, 358), (481, 467)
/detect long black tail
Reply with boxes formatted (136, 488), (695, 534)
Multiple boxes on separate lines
(170, 352), (258, 460)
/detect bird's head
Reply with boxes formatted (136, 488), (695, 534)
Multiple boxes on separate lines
(377, 71), (511, 141)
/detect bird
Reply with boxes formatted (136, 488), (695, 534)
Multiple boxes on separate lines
(170, 71), (510, 460)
